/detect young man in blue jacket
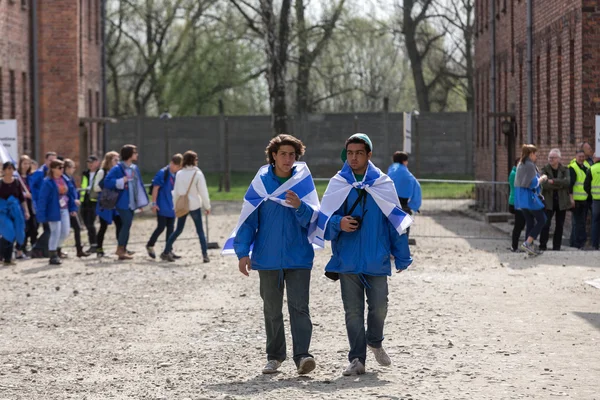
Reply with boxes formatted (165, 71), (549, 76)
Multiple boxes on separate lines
(104, 144), (149, 260)
(146, 153), (182, 259)
(322, 134), (413, 376)
(29, 151), (57, 258)
(233, 134), (318, 376)
(387, 151), (422, 240)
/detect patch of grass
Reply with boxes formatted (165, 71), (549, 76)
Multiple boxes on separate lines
(421, 182), (474, 199)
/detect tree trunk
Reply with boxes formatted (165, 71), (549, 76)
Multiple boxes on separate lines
(403, 3), (430, 112)
(295, 0), (310, 116)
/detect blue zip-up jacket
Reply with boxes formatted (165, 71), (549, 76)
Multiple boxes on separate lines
(514, 175), (544, 210)
(103, 162), (149, 210)
(65, 174), (81, 211)
(387, 163), (422, 212)
(324, 187), (412, 275)
(36, 176), (77, 223)
(0, 196), (26, 245)
(152, 166), (176, 218)
(233, 165), (315, 270)
(29, 165), (48, 211)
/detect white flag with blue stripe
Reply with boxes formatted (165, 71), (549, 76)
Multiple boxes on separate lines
(222, 162), (321, 256)
(309, 160), (413, 248)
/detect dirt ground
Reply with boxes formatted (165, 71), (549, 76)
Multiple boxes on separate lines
(1, 200), (599, 400)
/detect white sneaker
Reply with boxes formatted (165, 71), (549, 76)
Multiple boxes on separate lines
(368, 345), (392, 366)
(297, 356), (316, 375)
(262, 360), (282, 374)
(342, 358), (366, 376)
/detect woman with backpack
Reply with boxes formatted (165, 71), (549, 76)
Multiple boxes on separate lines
(94, 151), (122, 258)
(63, 159), (91, 258)
(160, 151), (211, 263)
(36, 159), (77, 265)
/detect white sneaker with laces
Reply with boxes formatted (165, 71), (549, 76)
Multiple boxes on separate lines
(342, 358), (366, 376)
(297, 356), (316, 375)
(262, 360), (282, 374)
(368, 345), (392, 366)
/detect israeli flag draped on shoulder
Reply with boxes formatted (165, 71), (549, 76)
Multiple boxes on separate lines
(310, 160), (413, 248)
(222, 162), (321, 255)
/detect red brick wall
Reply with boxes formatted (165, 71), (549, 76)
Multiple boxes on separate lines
(474, 0), (589, 211)
(0, 0), (31, 156)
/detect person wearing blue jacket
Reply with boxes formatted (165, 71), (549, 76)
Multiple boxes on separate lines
(103, 144), (148, 260)
(146, 154), (182, 259)
(234, 135), (317, 376)
(0, 162), (29, 266)
(323, 134), (412, 377)
(514, 144), (548, 256)
(29, 151), (57, 258)
(387, 151), (422, 240)
(37, 159), (78, 265)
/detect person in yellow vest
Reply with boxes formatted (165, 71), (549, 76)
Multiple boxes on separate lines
(581, 142), (595, 167)
(80, 155), (101, 254)
(584, 153), (600, 250)
(569, 150), (591, 249)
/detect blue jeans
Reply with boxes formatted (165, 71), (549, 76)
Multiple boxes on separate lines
(522, 208), (547, 241)
(258, 269), (313, 367)
(339, 274), (388, 365)
(116, 208), (135, 247)
(163, 209), (208, 255)
(49, 209), (71, 251)
(592, 200), (600, 249)
(147, 215), (175, 247)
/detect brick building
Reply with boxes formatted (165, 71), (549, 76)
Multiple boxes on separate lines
(0, 0), (105, 167)
(474, 0), (600, 211)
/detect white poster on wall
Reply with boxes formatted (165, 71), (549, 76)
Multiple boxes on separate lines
(596, 116), (600, 155)
(0, 120), (18, 163)
(403, 112), (412, 154)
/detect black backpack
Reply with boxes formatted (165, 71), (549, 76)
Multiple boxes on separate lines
(148, 167), (170, 195)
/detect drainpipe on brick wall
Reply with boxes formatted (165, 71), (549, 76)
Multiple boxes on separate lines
(31, 0), (41, 161)
(526, 0), (533, 144)
(490, 0), (497, 211)
(101, 0), (108, 154)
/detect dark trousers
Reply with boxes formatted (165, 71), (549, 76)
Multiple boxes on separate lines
(539, 208), (566, 250)
(258, 269), (313, 367)
(509, 205), (526, 250)
(522, 209), (547, 241)
(340, 273), (388, 365)
(0, 237), (14, 262)
(33, 223), (50, 252)
(16, 211), (38, 252)
(81, 203), (98, 246)
(97, 215), (122, 249)
(116, 209), (135, 247)
(592, 200), (600, 249)
(571, 202), (589, 249)
(147, 215), (175, 247)
(164, 209), (208, 255)
(70, 215), (83, 248)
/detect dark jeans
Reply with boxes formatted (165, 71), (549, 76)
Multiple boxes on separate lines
(163, 209), (208, 255)
(571, 202), (589, 249)
(81, 203), (98, 246)
(258, 269), (313, 366)
(116, 209), (135, 247)
(539, 208), (566, 250)
(340, 273), (388, 365)
(522, 209), (547, 241)
(509, 205), (526, 250)
(592, 200), (600, 249)
(70, 215), (83, 248)
(16, 211), (38, 252)
(97, 215), (122, 249)
(147, 215), (175, 247)
(0, 237), (14, 262)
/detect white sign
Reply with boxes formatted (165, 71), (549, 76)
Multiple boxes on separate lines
(0, 120), (18, 162)
(403, 112), (412, 154)
(596, 116), (600, 156)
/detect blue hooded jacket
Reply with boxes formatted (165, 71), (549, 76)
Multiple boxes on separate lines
(387, 163), (422, 212)
(103, 162), (149, 211)
(152, 166), (176, 218)
(324, 183), (412, 276)
(29, 165), (48, 211)
(0, 196), (26, 245)
(233, 165), (315, 270)
(36, 176), (77, 223)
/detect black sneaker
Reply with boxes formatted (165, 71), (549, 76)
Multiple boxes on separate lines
(146, 246), (156, 259)
(96, 248), (105, 258)
(160, 253), (175, 262)
(202, 254), (210, 263)
(171, 252), (182, 259)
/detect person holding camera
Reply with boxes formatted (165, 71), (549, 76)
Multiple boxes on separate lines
(316, 134), (413, 377)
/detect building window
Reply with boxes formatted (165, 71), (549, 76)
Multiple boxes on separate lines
(569, 39), (575, 144)
(9, 70), (16, 119)
(557, 45), (563, 145)
(22, 72), (28, 153)
(546, 46), (551, 145)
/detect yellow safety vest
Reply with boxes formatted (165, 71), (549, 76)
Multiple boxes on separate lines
(590, 163), (600, 200)
(569, 160), (588, 201)
(569, 158), (591, 169)
(80, 173), (98, 202)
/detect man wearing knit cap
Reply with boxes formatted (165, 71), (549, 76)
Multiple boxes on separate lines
(316, 133), (413, 376)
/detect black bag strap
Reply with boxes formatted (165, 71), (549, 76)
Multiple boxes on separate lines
(344, 189), (367, 216)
